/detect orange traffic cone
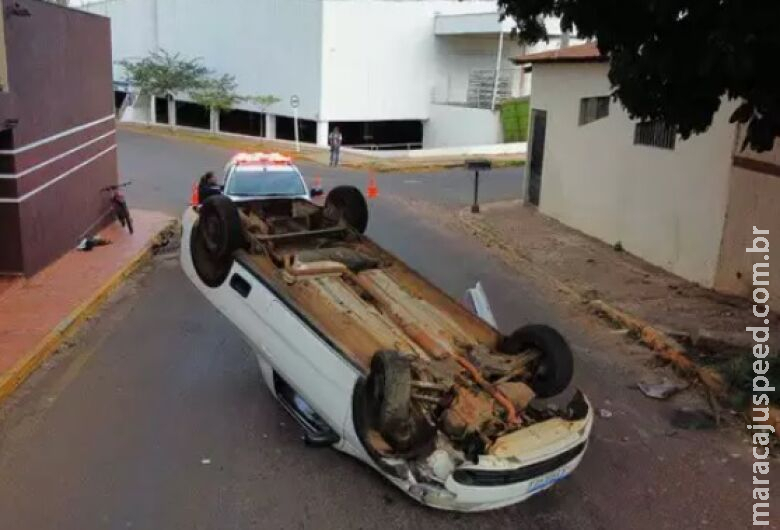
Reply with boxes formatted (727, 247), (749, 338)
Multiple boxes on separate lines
(313, 174), (322, 188)
(190, 182), (200, 206)
(366, 173), (379, 199)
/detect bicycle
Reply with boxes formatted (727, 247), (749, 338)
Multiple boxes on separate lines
(102, 181), (133, 234)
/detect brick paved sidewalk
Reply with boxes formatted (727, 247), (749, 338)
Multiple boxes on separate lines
(0, 209), (172, 402)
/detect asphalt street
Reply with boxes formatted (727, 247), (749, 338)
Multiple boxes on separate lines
(0, 130), (771, 529)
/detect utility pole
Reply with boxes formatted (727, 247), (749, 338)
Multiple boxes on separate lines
(490, 29), (505, 111)
(290, 95), (301, 152)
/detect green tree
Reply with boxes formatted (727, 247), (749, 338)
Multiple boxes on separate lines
(500, 0), (780, 151)
(190, 74), (242, 132)
(118, 49), (210, 128)
(244, 95), (282, 113)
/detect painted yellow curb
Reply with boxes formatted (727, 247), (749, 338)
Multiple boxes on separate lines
(588, 300), (725, 396)
(0, 226), (168, 406)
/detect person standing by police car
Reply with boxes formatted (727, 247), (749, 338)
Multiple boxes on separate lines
(198, 171), (221, 204)
(328, 126), (343, 167)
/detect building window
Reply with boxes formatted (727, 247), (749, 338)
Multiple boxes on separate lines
(155, 96), (169, 124)
(331, 120), (423, 149)
(276, 116), (317, 143)
(578, 96), (609, 125)
(175, 100), (210, 129)
(219, 108), (265, 137)
(634, 121), (676, 150)
(467, 70), (511, 109)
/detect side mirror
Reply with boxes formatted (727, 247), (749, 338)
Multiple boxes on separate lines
(310, 187), (324, 198)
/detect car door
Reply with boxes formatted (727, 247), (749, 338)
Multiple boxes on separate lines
(259, 299), (359, 433)
(226, 267), (358, 433)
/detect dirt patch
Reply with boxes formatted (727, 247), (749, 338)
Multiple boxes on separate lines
(463, 200), (779, 408)
(464, 200), (779, 349)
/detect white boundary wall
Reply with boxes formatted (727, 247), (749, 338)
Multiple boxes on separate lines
(529, 62), (737, 286)
(423, 104), (502, 148)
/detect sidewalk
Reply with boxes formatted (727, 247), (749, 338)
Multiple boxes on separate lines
(458, 200), (778, 406)
(307, 150), (525, 173)
(0, 210), (173, 404)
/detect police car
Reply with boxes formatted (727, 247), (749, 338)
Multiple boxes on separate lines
(217, 152), (323, 202)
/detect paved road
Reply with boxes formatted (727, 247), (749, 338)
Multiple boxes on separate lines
(115, 130), (526, 214)
(0, 131), (769, 529)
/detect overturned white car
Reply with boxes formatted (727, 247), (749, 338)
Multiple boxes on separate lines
(180, 185), (593, 511)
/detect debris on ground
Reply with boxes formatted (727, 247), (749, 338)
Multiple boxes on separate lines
(450, 199), (779, 416)
(670, 408), (718, 430)
(151, 221), (181, 254)
(598, 408), (613, 419)
(637, 378), (689, 400)
(77, 236), (111, 251)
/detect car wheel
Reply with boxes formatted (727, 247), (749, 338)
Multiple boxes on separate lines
(499, 324), (574, 398)
(367, 350), (416, 451)
(199, 195), (244, 259)
(324, 186), (368, 234)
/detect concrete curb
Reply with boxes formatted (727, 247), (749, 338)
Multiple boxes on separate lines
(0, 222), (175, 406)
(588, 300), (725, 396)
(457, 207), (726, 397)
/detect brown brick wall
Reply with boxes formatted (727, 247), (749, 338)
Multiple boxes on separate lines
(0, 0), (117, 275)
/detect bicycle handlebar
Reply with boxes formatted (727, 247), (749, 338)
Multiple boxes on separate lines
(101, 181), (132, 192)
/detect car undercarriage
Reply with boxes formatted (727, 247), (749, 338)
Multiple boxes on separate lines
(185, 187), (592, 510)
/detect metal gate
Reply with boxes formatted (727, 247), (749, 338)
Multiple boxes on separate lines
(527, 109), (547, 206)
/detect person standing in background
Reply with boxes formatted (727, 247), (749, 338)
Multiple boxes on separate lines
(328, 126), (343, 167)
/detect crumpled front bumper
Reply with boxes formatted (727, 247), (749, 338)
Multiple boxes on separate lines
(407, 392), (594, 512)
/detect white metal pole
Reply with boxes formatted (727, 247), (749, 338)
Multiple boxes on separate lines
(491, 29), (505, 111)
(293, 108), (300, 152)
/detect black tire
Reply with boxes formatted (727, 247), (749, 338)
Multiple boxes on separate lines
(190, 221), (233, 288)
(199, 195), (244, 259)
(366, 350), (414, 451)
(324, 186), (368, 234)
(499, 324), (574, 398)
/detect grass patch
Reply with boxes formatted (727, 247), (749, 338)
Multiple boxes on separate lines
(501, 99), (530, 143)
(716, 352), (780, 409)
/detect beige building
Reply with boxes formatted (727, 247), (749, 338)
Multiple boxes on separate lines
(515, 43), (780, 310)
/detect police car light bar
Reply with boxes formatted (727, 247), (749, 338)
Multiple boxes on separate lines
(231, 152), (292, 165)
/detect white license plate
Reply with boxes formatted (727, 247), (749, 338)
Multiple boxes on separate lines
(528, 468), (569, 493)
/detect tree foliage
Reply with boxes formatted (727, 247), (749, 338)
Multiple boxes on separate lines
(119, 49), (281, 126)
(499, 0), (780, 151)
(244, 95), (282, 112)
(119, 49), (210, 97)
(190, 74), (242, 112)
